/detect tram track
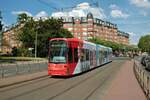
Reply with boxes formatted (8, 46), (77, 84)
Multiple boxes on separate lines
(47, 72), (101, 100)
(47, 61), (121, 100)
(83, 67), (116, 100)
(0, 60), (125, 100)
(47, 61), (124, 100)
(0, 76), (49, 92)
(6, 79), (65, 100)
(6, 62), (109, 100)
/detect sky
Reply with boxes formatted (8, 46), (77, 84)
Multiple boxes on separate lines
(0, 0), (150, 45)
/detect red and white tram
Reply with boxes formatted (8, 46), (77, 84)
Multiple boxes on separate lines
(48, 38), (112, 76)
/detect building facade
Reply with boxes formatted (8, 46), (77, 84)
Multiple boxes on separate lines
(0, 31), (2, 52)
(117, 30), (129, 45)
(1, 13), (129, 53)
(1, 25), (21, 53)
(61, 13), (129, 45)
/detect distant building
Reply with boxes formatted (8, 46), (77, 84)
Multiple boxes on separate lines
(117, 30), (129, 45)
(1, 24), (21, 53)
(1, 12), (129, 53)
(0, 31), (2, 52)
(60, 12), (129, 45)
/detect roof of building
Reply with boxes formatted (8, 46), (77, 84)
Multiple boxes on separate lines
(87, 12), (93, 19)
(118, 30), (129, 38)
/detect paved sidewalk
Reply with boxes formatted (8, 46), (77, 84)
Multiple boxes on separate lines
(0, 71), (47, 88)
(102, 60), (147, 100)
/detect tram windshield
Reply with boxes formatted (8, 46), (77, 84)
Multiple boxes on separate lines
(49, 40), (67, 63)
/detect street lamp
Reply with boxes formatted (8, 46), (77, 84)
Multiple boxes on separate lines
(35, 17), (42, 58)
(35, 30), (37, 58)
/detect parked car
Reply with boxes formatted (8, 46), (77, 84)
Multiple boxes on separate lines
(145, 56), (150, 71)
(141, 56), (147, 66)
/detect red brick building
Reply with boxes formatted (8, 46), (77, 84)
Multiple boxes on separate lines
(61, 13), (129, 45)
(1, 25), (21, 53)
(1, 13), (129, 53)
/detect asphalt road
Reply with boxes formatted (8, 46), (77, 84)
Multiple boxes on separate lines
(0, 60), (126, 100)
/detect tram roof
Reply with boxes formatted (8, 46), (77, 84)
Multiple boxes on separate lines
(48, 38), (112, 49)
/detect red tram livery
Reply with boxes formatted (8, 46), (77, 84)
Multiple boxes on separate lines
(48, 38), (112, 76)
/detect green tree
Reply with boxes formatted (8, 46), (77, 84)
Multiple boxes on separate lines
(138, 35), (150, 53)
(16, 14), (73, 57)
(17, 13), (31, 24)
(88, 38), (125, 51)
(17, 17), (36, 48)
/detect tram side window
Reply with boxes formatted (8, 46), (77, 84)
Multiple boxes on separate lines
(81, 49), (85, 62)
(68, 48), (73, 63)
(90, 51), (93, 65)
(99, 50), (101, 60)
(101, 50), (103, 58)
(74, 48), (78, 62)
(105, 51), (107, 58)
(86, 49), (89, 61)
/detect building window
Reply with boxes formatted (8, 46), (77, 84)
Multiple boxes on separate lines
(82, 28), (87, 31)
(94, 19), (97, 23)
(68, 28), (73, 31)
(81, 17), (87, 22)
(64, 18), (73, 22)
(88, 19), (93, 21)
(81, 24), (87, 27)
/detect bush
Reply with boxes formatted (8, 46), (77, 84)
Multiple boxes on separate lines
(12, 47), (18, 56)
(12, 47), (33, 57)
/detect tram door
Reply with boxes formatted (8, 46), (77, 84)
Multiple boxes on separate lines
(80, 49), (90, 72)
(68, 47), (73, 75)
(100, 49), (103, 64)
(80, 49), (85, 72)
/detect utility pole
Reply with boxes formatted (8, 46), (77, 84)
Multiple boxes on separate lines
(34, 17), (42, 58)
(35, 30), (37, 58)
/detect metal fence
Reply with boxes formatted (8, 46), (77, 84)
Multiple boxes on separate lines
(0, 61), (48, 78)
(134, 60), (150, 100)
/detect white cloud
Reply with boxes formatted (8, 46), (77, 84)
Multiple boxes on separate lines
(1, 21), (6, 26)
(130, 0), (150, 8)
(109, 4), (129, 18)
(12, 11), (32, 16)
(140, 11), (148, 16)
(129, 32), (150, 45)
(143, 12), (148, 16)
(128, 32), (138, 45)
(51, 2), (106, 19)
(111, 9), (129, 18)
(109, 4), (119, 9)
(34, 11), (48, 20)
(130, 41), (138, 45)
(76, 2), (90, 9)
(12, 10), (49, 21)
(128, 32), (136, 36)
(1, 21), (8, 29)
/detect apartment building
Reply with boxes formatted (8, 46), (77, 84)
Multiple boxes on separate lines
(62, 12), (129, 45)
(1, 25), (21, 53)
(0, 31), (2, 52)
(1, 12), (129, 53)
(117, 30), (129, 45)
